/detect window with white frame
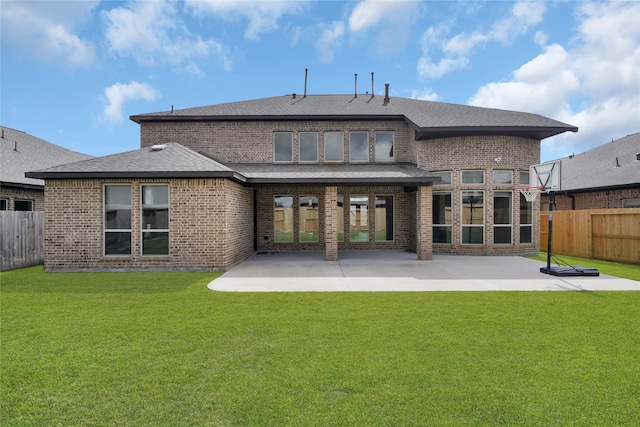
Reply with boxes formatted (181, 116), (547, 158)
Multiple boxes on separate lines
(493, 191), (512, 244)
(274, 195), (294, 243)
(375, 195), (394, 241)
(374, 131), (394, 162)
(461, 190), (484, 244)
(274, 132), (293, 162)
(433, 192), (452, 244)
(349, 132), (369, 162)
(520, 193), (533, 243)
(141, 184), (169, 255)
(433, 171), (452, 185)
(104, 184), (131, 256)
(350, 195), (369, 242)
(299, 132), (318, 163)
(324, 131), (344, 162)
(461, 170), (484, 184)
(299, 195), (319, 242)
(337, 194), (344, 242)
(493, 170), (513, 185)
(622, 199), (640, 208)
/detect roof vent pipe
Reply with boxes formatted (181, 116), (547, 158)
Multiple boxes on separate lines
(384, 83), (390, 103)
(304, 68), (308, 98)
(354, 73), (358, 98)
(615, 157), (621, 167)
(371, 72), (374, 98)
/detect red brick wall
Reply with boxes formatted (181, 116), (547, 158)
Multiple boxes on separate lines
(43, 178), (253, 271)
(0, 186), (44, 211)
(542, 188), (640, 210)
(140, 120), (416, 164)
(255, 185), (413, 252)
(419, 135), (541, 255)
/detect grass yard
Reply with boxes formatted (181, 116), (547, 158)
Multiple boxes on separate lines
(530, 252), (640, 281)
(2, 267), (639, 426)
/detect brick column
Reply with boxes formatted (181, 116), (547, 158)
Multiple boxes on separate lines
(324, 186), (338, 261)
(416, 185), (433, 260)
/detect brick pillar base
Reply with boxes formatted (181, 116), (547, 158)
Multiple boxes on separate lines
(324, 186), (338, 261)
(416, 185), (433, 260)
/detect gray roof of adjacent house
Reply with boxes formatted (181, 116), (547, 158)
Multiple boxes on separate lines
(130, 94), (578, 141)
(27, 143), (441, 186)
(1, 126), (92, 189)
(554, 132), (640, 192)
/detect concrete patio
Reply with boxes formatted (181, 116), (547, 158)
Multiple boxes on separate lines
(208, 251), (639, 292)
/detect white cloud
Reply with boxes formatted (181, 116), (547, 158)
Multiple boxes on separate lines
(348, 0), (420, 55)
(103, 82), (160, 124)
(418, 1), (546, 79)
(469, 1), (640, 160)
(102, 0), (230, 74)
(316, 21), (346, 63)
(185, 0), (307, 40)
(410, 89), (440, 102)
(0, 0), (97, 69)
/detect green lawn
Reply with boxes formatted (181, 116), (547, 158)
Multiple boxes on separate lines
(2, 267), (639, 426)
(530, 252), (640, 281)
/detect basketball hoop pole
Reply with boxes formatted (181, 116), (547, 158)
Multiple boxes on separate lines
(546, 191), (555, 272)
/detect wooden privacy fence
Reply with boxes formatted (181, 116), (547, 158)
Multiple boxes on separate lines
(0, 211), (44, 271)
(540, 208), (640, 264)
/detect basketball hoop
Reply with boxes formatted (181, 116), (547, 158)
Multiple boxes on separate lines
(520, 186), (544, 202)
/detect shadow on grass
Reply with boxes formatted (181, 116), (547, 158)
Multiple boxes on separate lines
(0, 266), (220, 295)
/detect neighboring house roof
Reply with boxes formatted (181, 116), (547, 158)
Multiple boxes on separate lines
(1, 126), (92, 189)
(26, 143), (441, 186)
(130, 94), (578, 141)
(554, 132), (640, 192)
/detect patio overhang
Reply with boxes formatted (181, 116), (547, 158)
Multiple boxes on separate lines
(226, 162), (441, 187)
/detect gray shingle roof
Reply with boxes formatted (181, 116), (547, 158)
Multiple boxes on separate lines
(26, 143), (242, 181)
(1, 126), (92, 188)
(27, 143), (439, 186)
(228, 162), (439, 185)
(130, 94), (578, 140)
(556, 132), (640, 192)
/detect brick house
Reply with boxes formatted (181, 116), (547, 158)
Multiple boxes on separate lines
(1, 126), (91, 211)
(540, 132), (640, 210)
(28, 89), (578, 271)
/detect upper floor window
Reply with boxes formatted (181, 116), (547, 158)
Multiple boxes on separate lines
(519, 171), (530, 186)
(433, 171), (452, 185)
(104, 185), (131, 256)
(493, 170), (513, 185)
(349, 132), (369, 162)
(141, 185), (169, 256)
(374, 131), (394, 162)
(299, 132), (318, 163)
(274, 132), (293, 163)
(461, 170), (484, 185)
(325, 131), (344, 162)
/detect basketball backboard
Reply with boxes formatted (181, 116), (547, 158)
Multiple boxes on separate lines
(530, 160), (561, 192)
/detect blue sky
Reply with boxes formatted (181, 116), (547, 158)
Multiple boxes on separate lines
(1, 0), (638, 162)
